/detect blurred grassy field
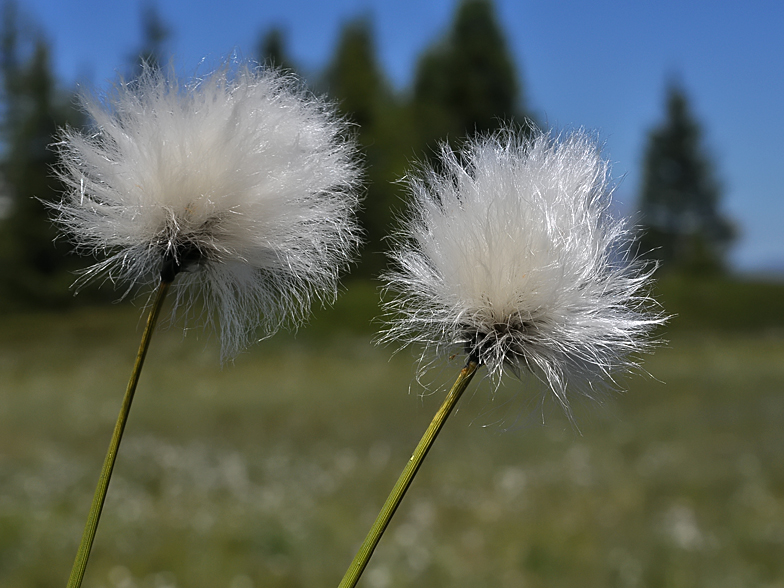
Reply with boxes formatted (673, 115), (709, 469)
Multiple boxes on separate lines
(1, 278), (784, 588)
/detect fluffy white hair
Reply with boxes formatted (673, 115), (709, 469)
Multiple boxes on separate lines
(52, 63), (361, 359)
(380, 126), (665, 417)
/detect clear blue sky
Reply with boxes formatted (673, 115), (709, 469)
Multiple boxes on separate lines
(19, 0), (784, 273)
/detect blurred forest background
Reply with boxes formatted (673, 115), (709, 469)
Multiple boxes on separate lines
(2, 0), (781, 305)
(1, 1), (784, 588)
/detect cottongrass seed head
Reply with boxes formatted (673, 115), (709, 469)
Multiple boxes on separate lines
(51, 62), (362, 359)
(381, 126), (666, 418)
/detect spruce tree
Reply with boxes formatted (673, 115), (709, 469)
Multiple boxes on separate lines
(324, 19), (384, 133)
(639, 83), (734, 273)
(0, 2), (86, 308)
(130, 2), (171, 76)
(257, 27), (297, 73)
(323, 18), (413, 275)
(412, 0), (529, 151)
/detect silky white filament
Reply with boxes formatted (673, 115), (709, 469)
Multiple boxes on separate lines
(51, 63), (362, 359)
(380, 126), (665, 418)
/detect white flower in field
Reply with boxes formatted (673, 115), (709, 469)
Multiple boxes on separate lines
(381, 127), (664, 416)
(52, 63), (362, 359)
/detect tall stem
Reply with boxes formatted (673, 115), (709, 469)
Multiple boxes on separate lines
(67, 280), (171, 588)
(338, 359), (479, 588)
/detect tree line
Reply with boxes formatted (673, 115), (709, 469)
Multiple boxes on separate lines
(0, 0), (734, 311)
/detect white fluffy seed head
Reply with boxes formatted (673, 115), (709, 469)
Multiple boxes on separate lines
(380, 126), (665, 418)
(52, 63), (362, 359)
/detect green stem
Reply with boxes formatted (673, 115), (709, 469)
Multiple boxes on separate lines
(337, 359), (479, 588)
(67, 280), (171, 588)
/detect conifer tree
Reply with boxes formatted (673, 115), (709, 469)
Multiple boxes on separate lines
(130, 2), (171, 76)
(0, 1), (85, 308)
(257, 27), (297, 73)
(639, 83), (734, 273)
(323, 18), (413, 274)
(412, 0), (529, 150)
(324, 19), (384, 134)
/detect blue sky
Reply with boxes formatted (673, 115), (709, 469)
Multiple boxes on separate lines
(19, 0), (784, 272)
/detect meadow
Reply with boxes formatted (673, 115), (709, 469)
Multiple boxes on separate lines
(1, 278), (783, 588)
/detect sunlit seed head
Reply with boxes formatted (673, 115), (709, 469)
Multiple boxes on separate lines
(380, 125), (666, 418)
(51, 61), (362, 359)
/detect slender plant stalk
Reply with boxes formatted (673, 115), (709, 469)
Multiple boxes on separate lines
(67, 280), (172, 588)
(338, 359), (479, 588)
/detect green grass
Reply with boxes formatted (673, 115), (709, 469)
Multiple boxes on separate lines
(654, 275), (784, 333)
(1, 280), (784, 587)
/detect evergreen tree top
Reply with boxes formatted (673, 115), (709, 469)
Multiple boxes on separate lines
(638, 81), (734, 274)
(413, 0), (527, 147)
